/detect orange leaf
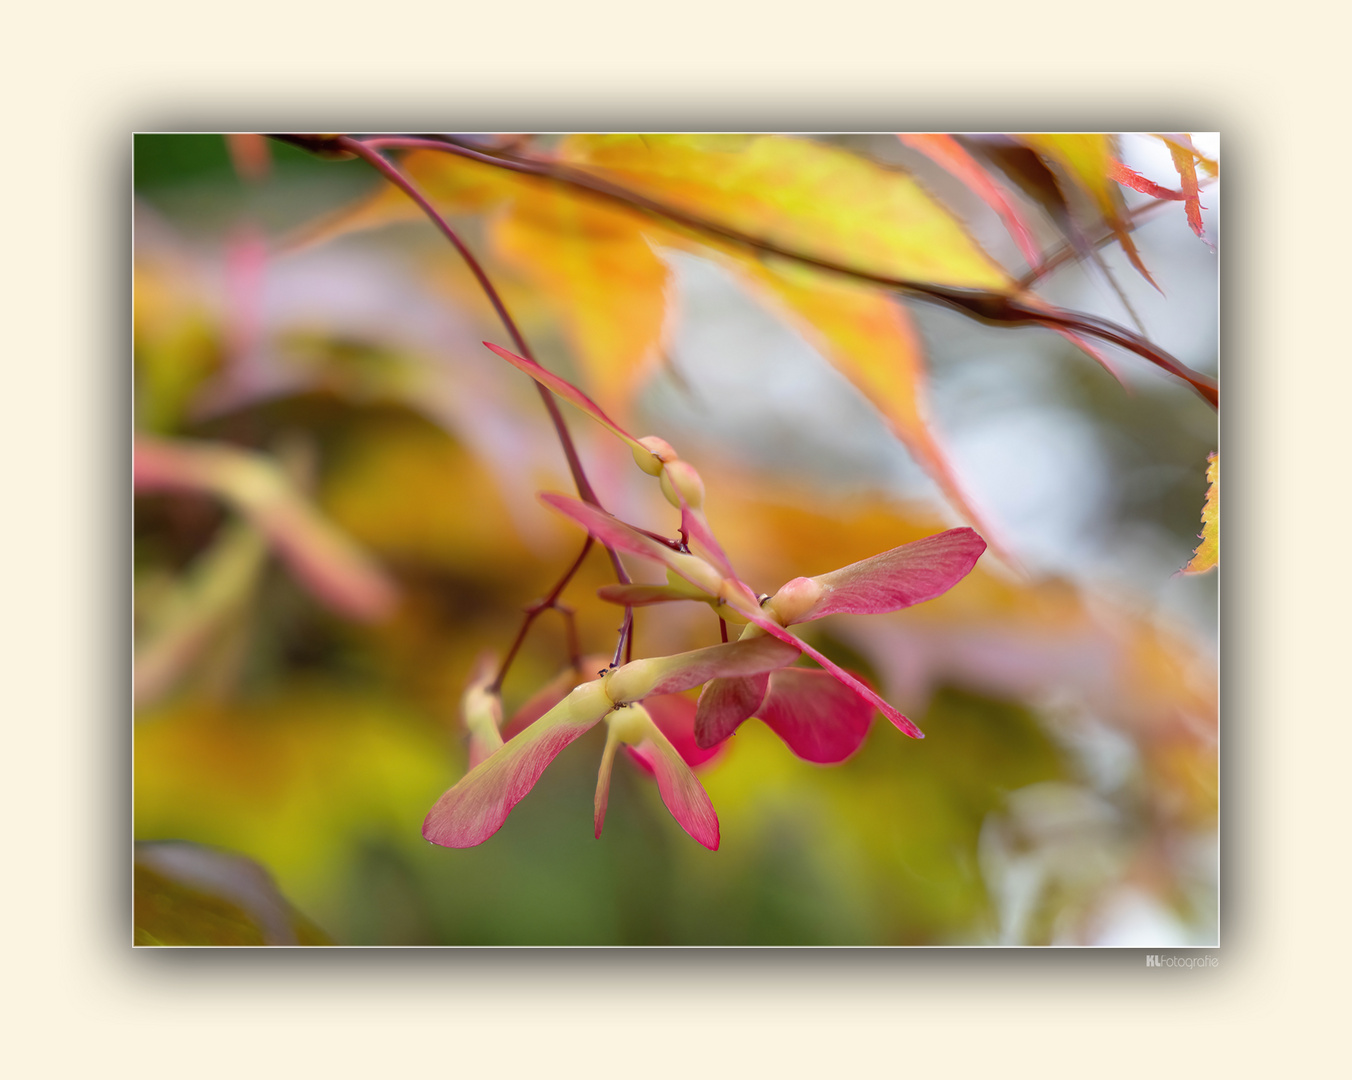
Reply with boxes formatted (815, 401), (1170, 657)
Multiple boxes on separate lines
(1182, 452), (1219, 574)
(1160, 137), (1211, 245)
(551, 134), (1013, 539)
(489, 184), (669, 409)
(1109, 160), (1184, 201)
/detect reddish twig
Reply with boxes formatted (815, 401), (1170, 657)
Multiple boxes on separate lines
(612, 607), (634, 669)
(491, 537), (594, 693)
(334, 136), (605, 505)
(327, 136), (635, 682)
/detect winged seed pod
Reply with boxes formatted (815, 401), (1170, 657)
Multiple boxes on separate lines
(423, 636), (799, 850)
(428, 339), (986, 848)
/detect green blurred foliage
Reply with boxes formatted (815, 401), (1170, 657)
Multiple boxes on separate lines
(134, 843), (333, 946)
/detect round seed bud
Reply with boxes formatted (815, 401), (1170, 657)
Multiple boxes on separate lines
(763, 576), (825, 625)
(659, 459), (706, 510)
(564, 677), (615, 719)
(634, 436), (678, 476)
(631, 444), (664, 476)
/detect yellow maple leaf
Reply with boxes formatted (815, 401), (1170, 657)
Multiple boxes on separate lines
(562, 133), (1013, 291)
(490, 183), (669, 408)
(1183, 452), (1219, 574)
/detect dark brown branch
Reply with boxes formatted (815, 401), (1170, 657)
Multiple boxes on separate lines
(353, 134), (1217, 410)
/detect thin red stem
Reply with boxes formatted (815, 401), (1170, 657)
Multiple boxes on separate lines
(334, 136), (606, 505)
(491, 537), (594, 693)
(611, 607), (634, 670)
(331, 136), (634, 683)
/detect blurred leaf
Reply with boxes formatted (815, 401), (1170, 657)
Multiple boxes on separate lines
(1152, 132), (1218, 176)
(1018, 133), (1158, 290)
(1162, 137), (1211, 244)
(1182, 452), (1219, 574)
(490, 187), (669, 408)
(135, 841), (332, 946)
(318, 411), (541, 575)
(134, 520), (267, 707)
(281, 148), (525, 253)
(1146, 740), (1218, 827)
(134, 260), (223, 432)
(134, 434), (397, 621)
(897, 132), (1043, 270)
(135, 685), (453, 907)
(224, 134), (271, 183)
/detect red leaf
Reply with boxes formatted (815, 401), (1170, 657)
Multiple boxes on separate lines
(1109, 160), (1184, 202)
(796, 527), (987, 621)
(757, 667), (876, 764)
(625, 728), (720, 850)
(693, 674), (770, 749)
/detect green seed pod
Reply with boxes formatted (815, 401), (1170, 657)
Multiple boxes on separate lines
(603, 657), (663, 704)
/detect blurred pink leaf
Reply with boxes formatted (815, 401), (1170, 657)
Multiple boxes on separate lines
(134, 520), (266, 707)
(134, 435), (397, 621)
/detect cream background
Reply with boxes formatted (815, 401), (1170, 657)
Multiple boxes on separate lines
(4, 3), (1334, 1074)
